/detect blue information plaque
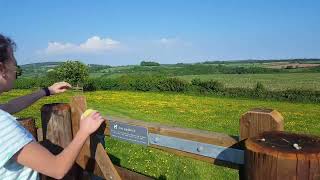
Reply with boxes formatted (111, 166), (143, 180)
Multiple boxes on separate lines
(109, 120), (149, 145)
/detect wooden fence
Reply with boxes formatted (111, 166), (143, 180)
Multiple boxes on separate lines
(19, 96), (320, 180)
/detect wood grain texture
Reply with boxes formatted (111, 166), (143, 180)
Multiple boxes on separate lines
(240, 108), (284, 141)
(244, 131), (320, 180)
(41, 103), (73, 148)
(40, 103), (78, 180)
(95, 143), (122, 180)
(104, 116), (240, 169)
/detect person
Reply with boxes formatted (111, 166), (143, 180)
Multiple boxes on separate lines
(0, 34), (105, 179)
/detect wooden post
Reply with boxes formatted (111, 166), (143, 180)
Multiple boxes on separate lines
(70, 96), (122, 180)
(41, 103), (73, 148)
(40, 103), (81, 180)
(240, 108), (284, 141)
(245, 131), (320, 180)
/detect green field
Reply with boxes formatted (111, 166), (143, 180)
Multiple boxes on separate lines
(177, 73), (320, 91)
(1, 90), (320, 179)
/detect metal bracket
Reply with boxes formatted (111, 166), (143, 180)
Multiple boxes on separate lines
(149, 133), (244, 164)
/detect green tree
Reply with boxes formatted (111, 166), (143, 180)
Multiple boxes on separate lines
(140, 61), (160, 66)
(55, 61), (89, 86)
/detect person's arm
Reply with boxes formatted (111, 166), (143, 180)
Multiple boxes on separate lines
(0, 82), (71, 114)
(14, 111), (104, 179)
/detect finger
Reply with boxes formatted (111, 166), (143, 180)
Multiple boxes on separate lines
(91, 112), (100, 118)
(98, 117), (105, 124)
(59, 84), (72, 90)
(61, 82), (72, 88)
(58, 89), (67, 93)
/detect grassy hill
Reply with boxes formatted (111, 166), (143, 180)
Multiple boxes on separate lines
(19, 59), (320, 78)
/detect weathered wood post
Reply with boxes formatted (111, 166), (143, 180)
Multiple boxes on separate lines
(40, 103), (80, 180)
(70, 96), (122, 180)
(245, 131), (320, 180)
(240, 108), (284, 141)
(239, 108), (284, 180)
(41, 103), (73, 148)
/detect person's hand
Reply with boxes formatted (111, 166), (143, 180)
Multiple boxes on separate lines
(79, 111), (105, 136)
(48, 82), (72, 95)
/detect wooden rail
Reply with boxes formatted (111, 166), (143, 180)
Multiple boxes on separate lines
(18, 95), (320, 180)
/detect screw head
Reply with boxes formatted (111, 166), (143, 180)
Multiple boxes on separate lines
(197, 146), (204, 152)
(153, 137), (159, 143)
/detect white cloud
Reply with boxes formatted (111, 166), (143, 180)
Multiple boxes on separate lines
(43, 36), (120, 54)
(156, 37), (192, 47)
(158, 38), (177, 45)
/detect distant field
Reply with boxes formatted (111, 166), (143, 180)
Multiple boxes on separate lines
(1, 90), (320, 179)
(177, 73), (320, 91)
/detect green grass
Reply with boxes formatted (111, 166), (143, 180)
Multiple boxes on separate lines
(1, 90), (320, 179)
(177, 73), (320, 91)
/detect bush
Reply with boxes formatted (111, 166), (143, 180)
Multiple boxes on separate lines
(83, 78), (97, 91)
(95, 78), (120, 90)
(157, 78), (189, 92)
(13, 75), (320, 104)
(14, 78), (37, 89)
(253, 82), (266, 97)
(198, 80), (224, 93)
(191, 78), (201, 86)
(140, 61), (160, 66)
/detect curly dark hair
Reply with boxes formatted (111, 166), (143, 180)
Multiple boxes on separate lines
(0, 34), (16, 63)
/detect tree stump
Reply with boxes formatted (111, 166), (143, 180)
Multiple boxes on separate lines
(245, 131), (320, 180)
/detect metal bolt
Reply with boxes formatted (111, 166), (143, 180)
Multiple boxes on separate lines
(153, 137), (159, 143)
(293, 143), (302, 150)
(197, 146), (204, 152)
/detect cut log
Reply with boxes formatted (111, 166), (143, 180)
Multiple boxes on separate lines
(245, 131), (320, 180)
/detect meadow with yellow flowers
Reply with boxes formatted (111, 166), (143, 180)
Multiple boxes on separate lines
(1, 89), (319, 179)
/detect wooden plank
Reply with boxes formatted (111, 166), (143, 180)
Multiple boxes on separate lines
(37, 128), (43, 141)
(104, 116), (238, 148)
(70, 96), (87, 137)
(70, 96), (122, 180)
(103, 116), (240, 169)
(114, 166), (153, 180)
(70, 96), (90, 169)
(95, 143), (122, 180)
(79, 156), (152, 180)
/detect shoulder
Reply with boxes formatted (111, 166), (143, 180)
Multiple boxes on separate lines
(0, 109), (35, 167)
(0, 109), (34, 139)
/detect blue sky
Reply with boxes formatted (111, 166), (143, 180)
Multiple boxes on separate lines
(1, 0), (319, 65)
